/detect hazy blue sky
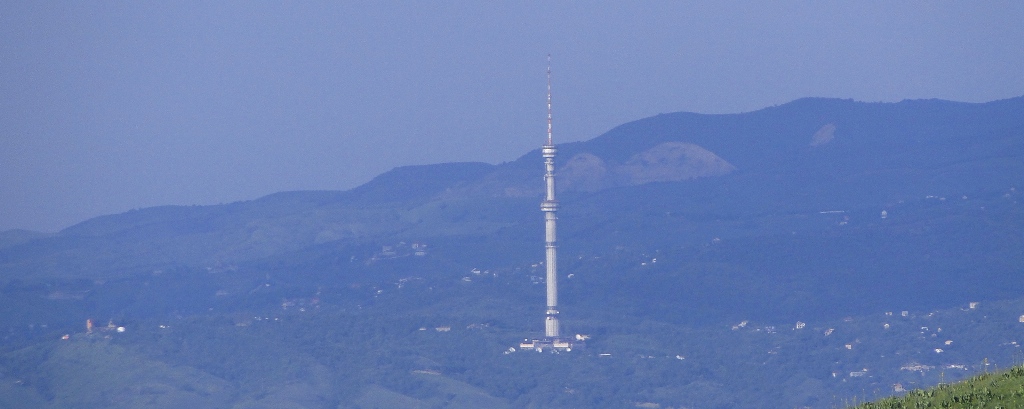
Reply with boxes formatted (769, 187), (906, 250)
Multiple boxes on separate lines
(3, 2), (1023, 232)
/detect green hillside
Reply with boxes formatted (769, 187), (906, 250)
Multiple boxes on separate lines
(853, 366), (1024, 409)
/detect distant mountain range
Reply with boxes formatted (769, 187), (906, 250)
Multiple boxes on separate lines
(1, 96), (1022, 409)
(4, 96), (1022, 279)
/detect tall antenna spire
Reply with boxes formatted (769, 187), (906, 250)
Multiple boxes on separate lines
(546, 54), (553, 146)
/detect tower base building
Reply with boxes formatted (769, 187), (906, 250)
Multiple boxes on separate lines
(519, 338), (575, 352)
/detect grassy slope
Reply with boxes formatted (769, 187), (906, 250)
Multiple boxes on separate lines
(854, 366), (1024, 409)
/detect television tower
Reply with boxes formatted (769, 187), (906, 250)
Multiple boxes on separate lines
(541, 54), (560, 339)
(517, 55), (575, 352)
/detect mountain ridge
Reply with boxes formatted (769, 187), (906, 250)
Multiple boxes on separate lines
(2, 96), (1022, 281)
(5, 95), (1020, 235)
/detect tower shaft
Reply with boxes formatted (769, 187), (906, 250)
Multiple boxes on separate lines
(543, 150), (559, 338)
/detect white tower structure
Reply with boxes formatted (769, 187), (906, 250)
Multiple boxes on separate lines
(517, 55), (576, 352)
(541, 55), (561, 340)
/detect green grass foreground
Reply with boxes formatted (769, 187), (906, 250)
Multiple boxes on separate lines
(853, 366), (1024, 409)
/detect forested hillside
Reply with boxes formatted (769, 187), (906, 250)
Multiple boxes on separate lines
(854, 366), (1024, 409)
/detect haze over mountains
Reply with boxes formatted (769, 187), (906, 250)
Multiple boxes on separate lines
(1, 96), (1022, 408)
